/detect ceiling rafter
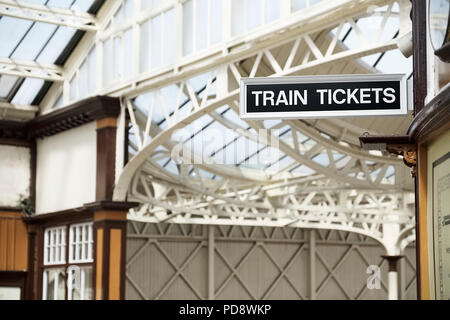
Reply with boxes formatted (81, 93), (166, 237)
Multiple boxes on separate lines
(41, 0), (399, 114)
(109, 0), (416, 258)
(0, 57), (64, 81)
(0, 0), (98, 31)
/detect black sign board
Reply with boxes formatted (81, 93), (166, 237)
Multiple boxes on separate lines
(240, 74), (407, 119)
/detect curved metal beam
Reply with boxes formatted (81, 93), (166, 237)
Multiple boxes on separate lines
(114, 40), (398, 201)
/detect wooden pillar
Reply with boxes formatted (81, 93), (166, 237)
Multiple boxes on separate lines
(93, 209), (127, 300)
(93, 109), (126, 300)
(25, 223), (40, 300)
(96, 117), (117, 201)
(86, 202), (137, 300)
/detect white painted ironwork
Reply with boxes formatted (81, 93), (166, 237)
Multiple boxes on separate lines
(3, 0), (416, 298)
(40, 0), (409, 111)
(0, 57), (64, 82)
(0, 0), (98, 31)
(96, 2), (417, 281)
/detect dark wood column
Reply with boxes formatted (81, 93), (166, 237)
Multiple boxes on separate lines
(85, 201), (137, 300)
(96, 117), (117, 201)
(412, 0), (427, 116)
(25, 223), (39, 300)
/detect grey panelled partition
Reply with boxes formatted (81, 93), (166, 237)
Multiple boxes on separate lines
(125, 223), (416, 300)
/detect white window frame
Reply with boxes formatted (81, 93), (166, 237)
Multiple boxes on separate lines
(43, 226), (67, 266)
(69, 222), (94, 263)
(42, 222), (94, 300)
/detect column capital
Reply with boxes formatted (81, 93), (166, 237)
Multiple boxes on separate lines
(382, 255), (404, 272)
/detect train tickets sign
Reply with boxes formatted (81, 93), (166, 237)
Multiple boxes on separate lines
(240, 74), (407, 119)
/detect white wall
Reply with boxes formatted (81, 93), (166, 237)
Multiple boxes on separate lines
(0, 145), (30, 207)
(36, 122), (96, 214)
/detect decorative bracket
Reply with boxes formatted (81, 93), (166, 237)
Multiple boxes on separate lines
(359, 134), (417, 177)
(386, 144), (417, 177)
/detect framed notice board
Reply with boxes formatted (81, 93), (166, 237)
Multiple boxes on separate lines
(432, 151), (450, 299)
(425, 129), (450, 300)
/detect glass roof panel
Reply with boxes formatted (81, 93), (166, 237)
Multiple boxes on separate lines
(0, 17), (33, 57)
(11, 78), (45, 105)
(0, 75), (19, 99)
(36, 26), (77, 64)
(0, 0), (97, 105)
(10, 22), (58, 60)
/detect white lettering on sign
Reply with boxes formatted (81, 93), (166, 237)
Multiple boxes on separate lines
(315, 88), (398, 105)
(252, 89), (308, 106)
(383, 88), (396, 103)
(252, 88), (397, 107)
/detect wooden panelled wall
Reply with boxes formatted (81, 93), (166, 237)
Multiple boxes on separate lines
(0, 211), (28, 271)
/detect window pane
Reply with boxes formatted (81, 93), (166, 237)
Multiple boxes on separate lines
(44, 268), (66, 300)
(183, 0), (194, 55)
(151, 15), (162, 68)
(103, 38), (112, 86)
(0, 287), (21, 300)
(69, 223), (93, 263)
(83, 267), (93, 300)
(292, 0), (306, 12)
(124, 28), (133, 78)
(210, 0), (222, 44)
(69, 266), (93, 300)
(164, 9), (175, 64)
(0, 75), (19, 99)
(140, 21), (150, 73)
(44, 226), (66, 265)
(11, 78), (44, 105)
(247, 0), (262, 30)
(79, 61), (88, 99)
(88, 47), (96, 94)
(196, 0), (208, 50)
(265, 0), (280, 23)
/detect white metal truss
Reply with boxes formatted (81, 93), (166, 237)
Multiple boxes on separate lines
(114, 19), (405, 197)
(0, 0), (98, 31)
(39, 0), (412, 112)
(101, 0), (403, 98)
(3, 0), (412, 262)
(0, 57), (64, 81)
(104, 0), (416, 258)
